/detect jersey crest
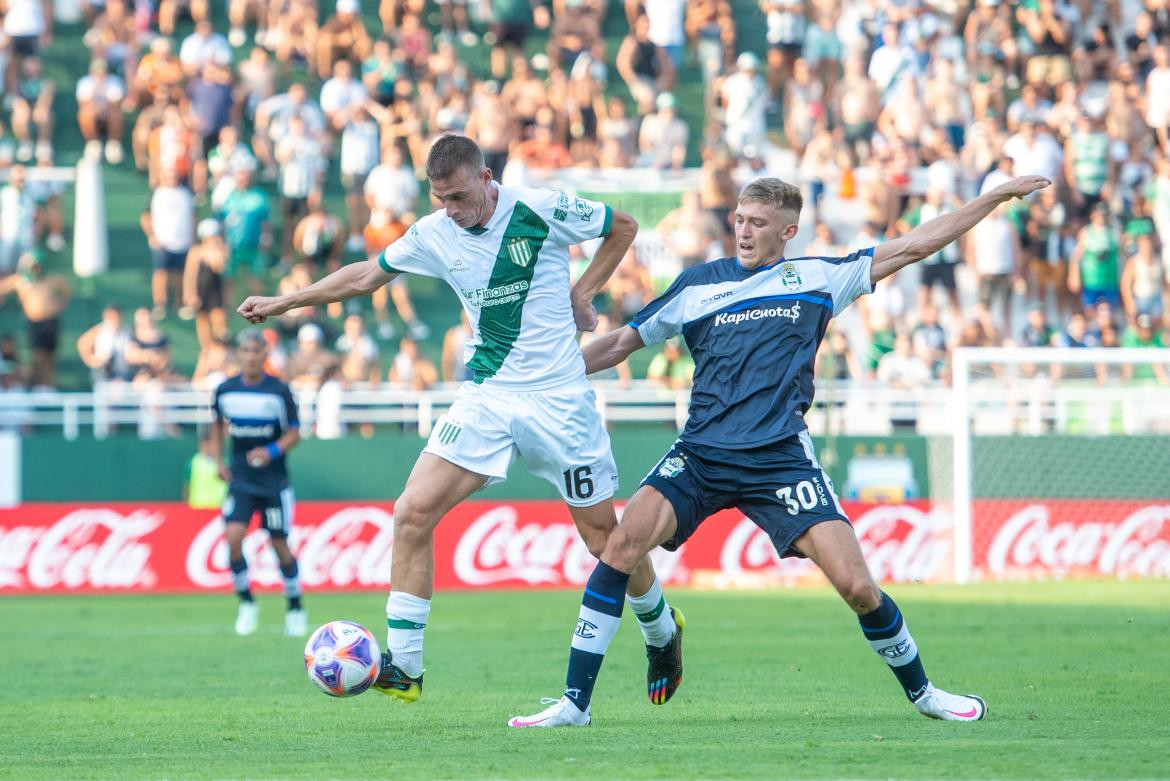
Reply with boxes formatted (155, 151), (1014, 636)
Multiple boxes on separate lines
(506, 237), (534, 268)
(780, 261), (802, 290)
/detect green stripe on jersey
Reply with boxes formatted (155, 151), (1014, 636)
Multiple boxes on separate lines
(467, 201), (550, 383)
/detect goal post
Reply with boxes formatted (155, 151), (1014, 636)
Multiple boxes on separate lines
(951, 347), (1170, 584)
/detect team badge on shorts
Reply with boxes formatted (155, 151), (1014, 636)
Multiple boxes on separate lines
(436, 420), (462, 446)
(780, 262), (802, 290)
(657, 456), (686, 478)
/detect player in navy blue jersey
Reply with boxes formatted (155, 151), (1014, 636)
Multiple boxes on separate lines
(210, 330), (305, 637)
(510, 173), (1051, 727)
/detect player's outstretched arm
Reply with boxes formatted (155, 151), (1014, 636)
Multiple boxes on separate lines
(572, 209), (639, 332)
(583, 324), (646, 375)
(237, 259), (396, 324)
(870, 175), (1050, 284)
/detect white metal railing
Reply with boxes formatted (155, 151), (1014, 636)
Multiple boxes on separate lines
(2, 367), (1168, 440)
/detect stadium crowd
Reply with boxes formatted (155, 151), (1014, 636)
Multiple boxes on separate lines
(1, 0), (1169, 416)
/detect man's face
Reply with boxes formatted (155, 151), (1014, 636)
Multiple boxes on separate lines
(238, 340), (267, 373)
(734, 200), (798, 267)
(430, 165), (493, 229)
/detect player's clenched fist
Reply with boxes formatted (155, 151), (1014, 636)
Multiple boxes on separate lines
(237, 296), (286, 324)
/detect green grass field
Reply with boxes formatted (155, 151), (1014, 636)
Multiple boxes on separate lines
(3, 581), (1168, 780)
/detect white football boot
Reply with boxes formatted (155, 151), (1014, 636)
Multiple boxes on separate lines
(507, 696), (591, 728)
(284, 608), (308, 637)
(914, 683), (987, 721)
(234, 601), (260, 636)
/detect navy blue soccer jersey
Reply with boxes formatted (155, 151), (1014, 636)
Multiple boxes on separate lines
(212, 374), (299, 493)
(629, 248), (874, 449)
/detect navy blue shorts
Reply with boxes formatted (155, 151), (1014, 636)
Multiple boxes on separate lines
(641, 432), (849, 558)
(222, 486), (295, 538)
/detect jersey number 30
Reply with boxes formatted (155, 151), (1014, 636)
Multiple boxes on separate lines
(562, 466), (594, 500)
(776, 481), (819, 516)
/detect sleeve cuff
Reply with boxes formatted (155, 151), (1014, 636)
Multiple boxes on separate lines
(377, 251), (400, 275)
(599, 205), (613, 238)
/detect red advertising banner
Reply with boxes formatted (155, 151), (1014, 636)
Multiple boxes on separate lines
(0, 500), (952, 593)
(972, 499), (1170, 580)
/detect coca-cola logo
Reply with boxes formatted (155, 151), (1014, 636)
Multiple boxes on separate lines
(985, 503), (1170, 578)
(718, 504), (949, 583)
(452, 505), (683, 586)
(186, 507), (396, 588)
(0, 508), (161, 589)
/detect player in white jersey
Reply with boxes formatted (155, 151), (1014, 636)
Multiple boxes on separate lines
(237, 135), (683, 704)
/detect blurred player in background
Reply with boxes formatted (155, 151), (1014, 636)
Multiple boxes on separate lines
(237, 135), (682, 705)
(210, 330), (305, 637)
(510, 174), (1051, 728)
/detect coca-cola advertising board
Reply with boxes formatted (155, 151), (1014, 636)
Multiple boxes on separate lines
(0, 501), (952, 593)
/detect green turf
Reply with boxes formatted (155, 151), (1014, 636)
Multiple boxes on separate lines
(2, 581), (1168, 780)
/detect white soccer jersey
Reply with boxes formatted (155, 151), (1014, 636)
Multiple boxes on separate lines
(378, 183), (613, 390)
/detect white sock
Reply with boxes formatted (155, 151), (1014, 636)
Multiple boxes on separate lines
(625, 577), (675, 647)
(386, 591), (430, 678)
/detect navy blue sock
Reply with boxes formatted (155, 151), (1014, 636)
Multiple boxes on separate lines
(229, 556), (253, 603)
(564, 561), (630, 711)
(859, 592), (929, 701)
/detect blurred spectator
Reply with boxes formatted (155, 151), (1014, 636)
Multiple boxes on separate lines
(140, 166), (195, 317)
(719, 52), (767, 161)
(967, 203), (1023, 335)
(253, 82), (326, 181)
(606, 246), (653, 319)
(1146, 45), (1170, 154)
(220, 167), (272, 282)
(816, 327), (862, 383)
(184, 430), (228, 509)
(435, 0), (474, 44)
(657, 191), (721, 268)
(183, 219), (230, 355)
(317, 0), (372, 80)
(647, 336), (694, 389)
(616, 13), (673, 115)
(207, 126), (257, 211)
(179, 19), (230, 77)
(501, 55), (548, 131)
(686, 0), (734, 84)
(321, 59), (369, 132)
(548, 0), (603, 72)
(441, 309), (472, 382)
(1025, 186), (1072, 318)
(910, 304), (948, 378)
(9, 56), (54, 163)
(268, 0), (318, 69)
(832, 55), (878, 164)
(187, 60), (235, 161)
(597, 95), (636, 168)
(191, 336), (236, 390)
(131, 93), (170, 173)
(339, 101), (384, 250)
(159, 0), (208, 36)
(130, 37), (184, 111)
(237, 46), (277, 119)
(1121, 314), (1168, 375)
(227, 0), (266, 49)
(1120, 234), (1165, 323)
(365, 141), (419, 224)
(466, 80), (517, 179)
(76, 59), (126, 164)
(0, 165), (36, 273)
(78, 304), (133, 383)
(2, 0), (52, 90)
(876, 333), (931, 430)
(275, 263), (320, 337)
(1064, 114), (1112, 225)
(1019, 306), (1056, 348)
(83, 0), (137, 78)
(147, 104), (198, 188)
(1069, 203), (1122, 315)
(335, 314), (381, 385)
(638, 92), (687, 170)
(293, 192), (344, 276)
(0, 253), (68, 388)
(388, 335), (437, 390)
(487, 0), (546, 79)
(124, 307), (174, 380)
(899, 187), (961, 321)
(287, 322), (339, 390)
(262, 328), (288, 378)
(275, 114), (326, 264)
(362, 38), (402, 105)
(362, 211), (428, 341)
(513, 114), (572, 173)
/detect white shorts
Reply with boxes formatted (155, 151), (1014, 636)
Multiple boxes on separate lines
(424, 381), (618, 507)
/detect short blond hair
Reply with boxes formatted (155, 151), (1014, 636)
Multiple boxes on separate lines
(738, 178), (803, 219)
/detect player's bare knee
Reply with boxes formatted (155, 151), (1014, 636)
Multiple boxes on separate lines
(603, 527), (644, 572)
(840, 577), (882, 614)
(392, 494), (439, 542)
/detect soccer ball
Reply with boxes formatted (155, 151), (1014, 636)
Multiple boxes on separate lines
(304, 620), (381, 697)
